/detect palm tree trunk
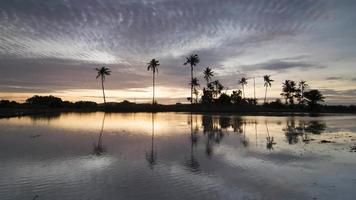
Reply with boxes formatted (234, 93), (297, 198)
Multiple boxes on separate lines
(152, 72), (155, 105)
(190, 65), (193, 104)
(242, 85), (245, 99)
(264, 86), (268, 103)
(101, 76), (106, 104)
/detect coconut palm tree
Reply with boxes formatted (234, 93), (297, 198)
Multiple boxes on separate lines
(203, 67), (214, 86)
(298, 80), (308, 104)
(147, 59), (160, 105)
(281, 80), (298, 104)
(95, 67), (111, 105)
(263, 75), (274, 104)
(184, 54), (200, 104)
(190, 77), (200, 103)
(239, 77), (248, 99)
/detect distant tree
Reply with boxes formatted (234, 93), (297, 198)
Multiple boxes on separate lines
(281, 80), (297, 105)
(263, 75), (274, 104)
(239, 77), (248, 99)
(203, 67), (214, 86)
(303, 90), (325, 111)
(297, 80), (309, 104)
(26, 95), (63, 108)
(95, 67), (111, 105)
(147, 59), (160, 105)
(190, 77), (200, 103)
(184, 54), (200, 104)
(231, 90), (243, 104)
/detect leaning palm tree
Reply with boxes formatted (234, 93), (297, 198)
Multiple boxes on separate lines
(147, 59), (160, 105)
(95, 67), (111, 105)
(239, 77), (248, 99)
(203, 67), (214, 86)
(190, 77), (200, 103)
(263, 75), (274, 103)
(184, 54), (200, 104)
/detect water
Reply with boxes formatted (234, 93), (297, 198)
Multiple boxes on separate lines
(0, 112), (355, 200)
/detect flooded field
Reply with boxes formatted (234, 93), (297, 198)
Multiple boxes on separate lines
(0, 112), (355, 200)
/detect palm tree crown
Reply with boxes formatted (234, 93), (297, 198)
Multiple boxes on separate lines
(147, 59), (160, 74)
(96, 67), (111, 80)
(203, 67), (214, 85)
(184, 54), (200, 67)
(147, 59), (160, 104)
(263, 75), (273, 87)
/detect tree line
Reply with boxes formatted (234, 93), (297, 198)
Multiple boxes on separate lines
(95, 54), (325, 110)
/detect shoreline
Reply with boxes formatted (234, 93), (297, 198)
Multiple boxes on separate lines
(1, 106), (355, 119)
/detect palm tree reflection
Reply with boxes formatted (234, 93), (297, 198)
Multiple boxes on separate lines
(94, 113), (106, 155)
(146, 113), (157, 169)
(265, 121), (275, 150)
(185, 113), (200, 172)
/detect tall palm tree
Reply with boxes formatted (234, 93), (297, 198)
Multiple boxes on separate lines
(298, 80), (308, 103)
(95, 67), (111, 105)
(190, 77), (200, 103)
(239, 77), (248, 99)
(147, 59), (160, 105)
(263, 75), (274, 103)
(203, 67), (214, 86)
(184, 54), (200, 104)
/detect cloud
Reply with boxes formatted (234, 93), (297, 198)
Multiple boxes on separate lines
(240, 57), (325, 72)
(326, 76), (343, 80)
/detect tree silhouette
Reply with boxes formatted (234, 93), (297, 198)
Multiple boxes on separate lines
(147, 59), (160, 105)
(297, 80), (309, 104)
(95, 67), (111, 105)
(184, 54), (200, 104)
(281, 80), (297, 104)
(190, 77), (200, 103)
(263, 75), (274, 104)
(303, 90), (325, 111)
(239, 77), (248, 99)
(209, 80), (224, 99)
(203, 67), (214, 86)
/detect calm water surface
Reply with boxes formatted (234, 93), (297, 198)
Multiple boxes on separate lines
(0, 112), (356, 200)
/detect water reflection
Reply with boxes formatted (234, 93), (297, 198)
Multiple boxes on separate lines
(94, 113), (106, 155)
(1, 113), (355, 200)
(185, 113), (200, 172)
(283, 118), (326, 144)
(146, 113), (157, 169)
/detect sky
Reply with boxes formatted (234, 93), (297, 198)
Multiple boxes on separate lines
(0, 0), (356, 105)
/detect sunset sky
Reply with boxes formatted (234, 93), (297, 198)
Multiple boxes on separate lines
(0, 0), (355, 105)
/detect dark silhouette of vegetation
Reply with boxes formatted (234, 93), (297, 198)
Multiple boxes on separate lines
(95, 66), (111, 105)
(263, 75), (274, 104)
(281, 80), (298, 105)
(303, 89), (325, 112)
(297, 80), (308, 104)
(26, 95), (63, 108)
(239, 77), (248, 99)
(203, 67), (214, 86)
(147, 59), (160, 105)
(184, 54), (200, 104)
(190, 77), (200, 103)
